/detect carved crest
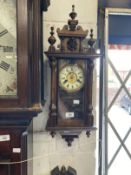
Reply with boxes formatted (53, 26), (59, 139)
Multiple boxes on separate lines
(56, 5), (88, 52)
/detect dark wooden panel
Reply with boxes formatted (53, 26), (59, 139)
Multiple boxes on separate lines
(0, 129), (22, 175)
(41, 0), (51, 11)
(107, 0), (131, 8)
(0, 131), (11, 157)
(0, 165), (10, 175)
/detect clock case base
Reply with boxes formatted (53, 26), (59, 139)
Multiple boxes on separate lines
(48, 127), (97, 146)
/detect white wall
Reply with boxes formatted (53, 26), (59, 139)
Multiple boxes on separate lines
(32, 1), (98, 175)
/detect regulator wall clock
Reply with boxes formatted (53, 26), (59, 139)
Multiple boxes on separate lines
(45, 5), (100, 146)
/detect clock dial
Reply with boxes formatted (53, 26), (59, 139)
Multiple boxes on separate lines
(59, 64), (84, 93)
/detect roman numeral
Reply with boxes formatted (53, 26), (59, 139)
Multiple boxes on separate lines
(66, 84), (69, 88)
(0, 61), (10, 71)
(0, 29), (8, 37)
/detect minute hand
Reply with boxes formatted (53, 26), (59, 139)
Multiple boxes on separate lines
(77, 79), (82, 83)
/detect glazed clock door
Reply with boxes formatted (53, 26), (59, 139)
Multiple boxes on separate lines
(58, 59), (85, 122)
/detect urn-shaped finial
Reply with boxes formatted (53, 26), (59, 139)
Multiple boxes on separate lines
(87, 29), (96, 53)
(68, 5), (78, 31)
(48, 26), (56, 52)
(69, 5), (77, 20)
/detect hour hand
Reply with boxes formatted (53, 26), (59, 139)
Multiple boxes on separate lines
(77, 79), (82, 83)
(63, 79), (68, 84)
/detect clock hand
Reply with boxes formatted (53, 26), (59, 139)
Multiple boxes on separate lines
(6, 86), (14, 92)
(0, 61), (10, 71)
(77, 79), (82, 83)
(63, 79), (68, 84)
(0, 45), (13, 52)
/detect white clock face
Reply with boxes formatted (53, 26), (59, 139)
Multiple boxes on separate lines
(59, 64), (84, 93)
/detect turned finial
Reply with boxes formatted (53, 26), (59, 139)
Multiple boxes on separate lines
(87, 29), (96, 53)
(68, 5), (78, 31)
(48, 26), (56, 52)
(90, 29), (93, 39)
(69, 5), (77, 20)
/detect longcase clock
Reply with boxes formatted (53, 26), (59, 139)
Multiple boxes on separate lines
(45, 5), (101, 146)
(0, 0), (43, 174)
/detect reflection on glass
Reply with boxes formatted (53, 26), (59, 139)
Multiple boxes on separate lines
(0, 0), (17, 96)
(108, 48), (131, 107)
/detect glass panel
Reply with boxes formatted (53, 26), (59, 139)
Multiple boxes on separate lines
(104, 9), (131, 175)
(0, 0), (17, 97)
(108, 49), (131, 76)
(108, 91), (131, 137)
(108, 148), (130, 175)
(58, 59), (85, 120)
(125, 76), (131, 96)
(107, 60), (121, 106)
(125, 131), (131, 155)
(107, 47), (131, 174)
(108, 124), (120, 163)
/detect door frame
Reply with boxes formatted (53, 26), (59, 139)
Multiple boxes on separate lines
(99, 7), (131, 175)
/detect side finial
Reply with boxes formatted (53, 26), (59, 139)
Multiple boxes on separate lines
(48, 26), (56, 52)
(90, 29), (93, 39)
(87, 29), (96, 53)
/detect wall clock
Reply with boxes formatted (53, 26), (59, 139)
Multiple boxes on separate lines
(45, 5), (100, 146)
